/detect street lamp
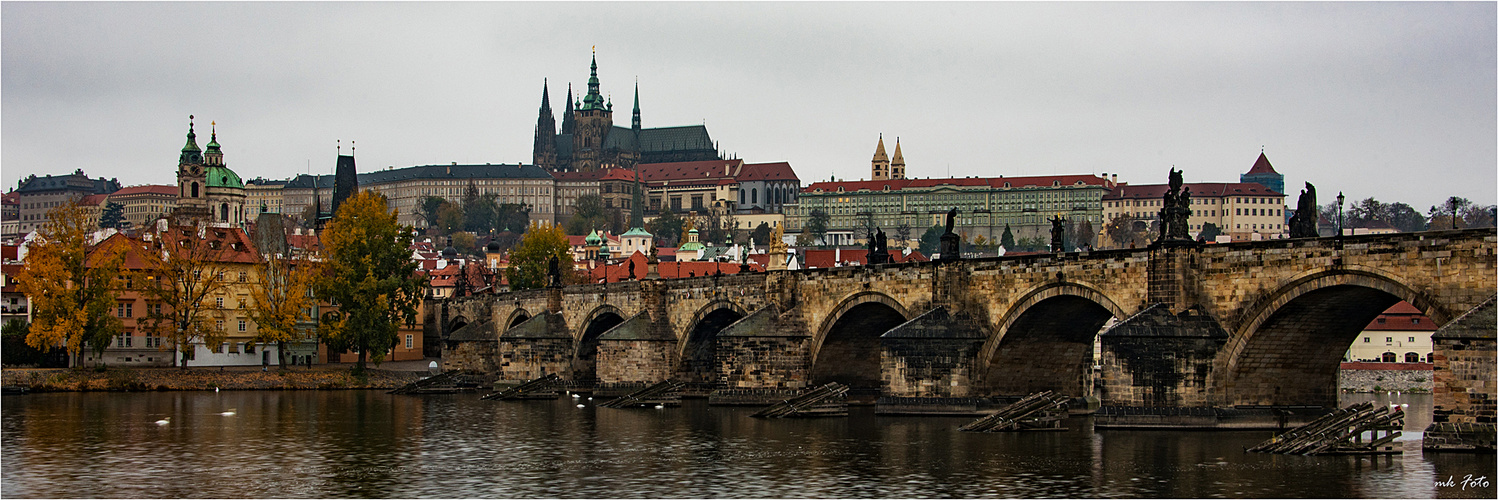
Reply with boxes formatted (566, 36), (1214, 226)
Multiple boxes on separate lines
(1336, 192), (1345, 238)
(1449, 197), (1460, 230)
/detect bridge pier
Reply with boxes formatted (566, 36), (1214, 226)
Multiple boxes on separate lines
(709, 304), (814, 404)
(595, 312), (676, 397)
(497, 313), (574, 383)
(1424, 297), (1496, 452)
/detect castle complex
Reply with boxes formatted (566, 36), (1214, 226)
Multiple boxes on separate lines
(532, 52), (722, 173)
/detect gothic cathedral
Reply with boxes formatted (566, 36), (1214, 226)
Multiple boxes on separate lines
(533, 52), (722, 173)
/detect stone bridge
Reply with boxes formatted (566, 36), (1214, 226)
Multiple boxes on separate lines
(437, 228), (1496, 409)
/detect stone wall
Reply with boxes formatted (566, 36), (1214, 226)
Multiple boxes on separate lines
(1337, 363), (1433, 392)
(597, 340), (675, 385)
(497, 338), (573, 382)
(717, 336), (810, 390)
(443, 341), (498, 373)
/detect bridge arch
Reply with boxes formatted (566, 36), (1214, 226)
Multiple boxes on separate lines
(503, 308), (531, 329)
(978, 282), (1126, 398)
(573, 304), (627, 382)
(810, 292), (910, 394)
(1213, 266), (1437, 407)
(447, 315), (470, 336)
(675, 300), (748, 388)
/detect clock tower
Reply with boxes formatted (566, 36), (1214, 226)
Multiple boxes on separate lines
(174, 115), (210, 221)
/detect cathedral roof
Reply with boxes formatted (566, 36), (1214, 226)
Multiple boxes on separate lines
(637, 126), (714, 153)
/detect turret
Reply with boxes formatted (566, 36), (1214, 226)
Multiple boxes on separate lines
(871, 134), (890, 181)
(890, 137), (905, 180)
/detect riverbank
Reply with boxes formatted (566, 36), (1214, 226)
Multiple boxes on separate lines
(1, 364), (427, 392)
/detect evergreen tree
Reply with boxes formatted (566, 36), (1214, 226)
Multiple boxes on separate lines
(98, 202), (126, 229)
(1000, 224), (1016, 249)
(918, 225), (943, 255)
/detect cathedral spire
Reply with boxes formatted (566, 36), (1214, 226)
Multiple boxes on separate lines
(632, 79), (641, 130)
(582, 49), (604, 110)
(562, 83), (576, 135)
(534, 79), (558, 169)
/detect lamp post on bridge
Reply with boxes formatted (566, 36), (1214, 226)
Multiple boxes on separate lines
(1336, 192), (1345, 238)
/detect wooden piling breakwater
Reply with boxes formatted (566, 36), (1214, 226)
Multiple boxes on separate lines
(958, 391), (1070, 432)
(482, 373), (562, 400)
(599, 380), (685, 409)
(1247, 401), (1405, 455)
(388, 371), (478, 395)
(750, 383), (849, 418)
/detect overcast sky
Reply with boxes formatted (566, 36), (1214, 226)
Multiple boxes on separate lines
(4, 2), (1494, 211)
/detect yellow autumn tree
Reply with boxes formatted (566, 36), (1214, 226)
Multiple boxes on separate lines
(243, 250), (319, 370)
(136, 225), (237, 368)
(15, 202), (125, 364)
(505, 221), (573, 290)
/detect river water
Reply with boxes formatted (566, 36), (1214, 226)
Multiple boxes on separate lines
(2, 390), (1492, 498)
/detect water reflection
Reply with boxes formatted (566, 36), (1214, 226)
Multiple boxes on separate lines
(2, 391), (1492, 498)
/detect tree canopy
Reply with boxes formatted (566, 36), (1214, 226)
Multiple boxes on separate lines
(505, 221), (573, 291)
(15, 202), (124, 362)
(243, 249), (319, 370)
(314, 190), (426, 374)
(134, 227), (239, 368)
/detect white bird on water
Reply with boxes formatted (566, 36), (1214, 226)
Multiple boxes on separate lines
(154, 417), (171, 426)
(576, 404), (586, 408)
(219, 409), (236, 416)
(654, 404), (664, 410)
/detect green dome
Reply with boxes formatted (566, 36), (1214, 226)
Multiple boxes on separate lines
(585, 230), (602, 245)
(206, 165), (244, 189)
(622, 227), (652, 238)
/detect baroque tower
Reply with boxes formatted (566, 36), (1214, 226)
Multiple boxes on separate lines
(871, 134), (890, 181)
(175, 115), (210, 220)
(571, 50), (615, 172)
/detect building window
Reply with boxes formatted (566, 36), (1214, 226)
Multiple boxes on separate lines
(1409, 337), (1415, 342)
(1404, 352), (1420, 363)
(1411, 318), (1419, 324)
(1381, 352), (1396, 362)
(406, 334), (414, 350)
(216, 320), (225, 331)
(239, 319), (247, 332)
(1363, 337), (1370, 343)
(1377, 318), (1385, 324)
(238, 272), (247, 283)
(1425, 352), (1434, 363)
(1386, 337), (1392, 343)
(216, 297), (224, 308)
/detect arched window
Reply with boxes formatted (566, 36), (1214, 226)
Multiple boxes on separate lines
(1381, 352), (1396, 363)
(739, 190), (745, 204)
(220, 203), (229, 222)
(1425, 352), (1434, 363)
(752, 188), (758, 204)
(191, 182), (199, 198)
(1404, 352), (1421, 363)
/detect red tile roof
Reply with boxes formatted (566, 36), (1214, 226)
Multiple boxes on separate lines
(803, 174), (1108, 194)
(109, 184), (178, 197)
(1363, 301), (1436, 331)
(79, 194), (108, 206)
(1, 244), (17, 262)
(1245, 153), (1279, 175)
(736, 162), (799, 182)
(553, 170), (605, 182)
(585, 251), (764, 282)
(2, 191), (18, 205)
(1102, 182), (1284, 200)
(599, 168), (641, 182)
(639, 159), (744, 182)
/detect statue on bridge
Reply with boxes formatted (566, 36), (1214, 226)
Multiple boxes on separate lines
(1155, 168), (1197, 246)
(939, 208), (962, 261)
(547, 255), (562, 288)
(1049, 215), (1067, 253)
(1288, 182), (1318, 238)
(868, 228), (892, 264)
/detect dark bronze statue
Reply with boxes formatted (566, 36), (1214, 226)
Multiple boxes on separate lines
(1156, 168), (1196, 246)
(547, 254), (561, 288)
(1049, 215), (1067, 253)
(1288, 182), (1318, 238)
(939, 209), (961, 261)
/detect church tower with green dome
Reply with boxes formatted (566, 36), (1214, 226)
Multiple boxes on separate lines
(174, 116), (247, 226)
